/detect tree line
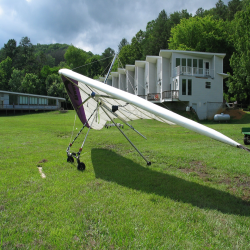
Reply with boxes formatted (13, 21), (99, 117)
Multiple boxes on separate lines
(0, 0), (250, 103)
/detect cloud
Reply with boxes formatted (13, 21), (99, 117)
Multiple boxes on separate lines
(0, 0), (230, 54)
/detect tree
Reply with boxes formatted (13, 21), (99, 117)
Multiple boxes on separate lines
(15, 37), (37, 73)
(86, 55), (101, 78)
(228, 5), (250, 103)
(214, 0), (228, 20)
(0, 57), (13, 91)
(195, 8), (205, 17)
(45, 74), (65, 97)
(227, 0), (243, 21)
(3, 39), (18, 61)
(118, 38), (129, 52)
(8, 69), (25, 92)
(64, 45), (90, 75)
(21, 73), (43, 94)
(101, 47), (115, 75)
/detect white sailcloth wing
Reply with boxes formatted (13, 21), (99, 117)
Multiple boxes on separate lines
(59, 69), (247, 151)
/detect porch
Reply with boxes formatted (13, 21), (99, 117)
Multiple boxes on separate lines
(173, 66), (214, 79)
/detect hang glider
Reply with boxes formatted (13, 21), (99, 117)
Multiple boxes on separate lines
(59, 68), (249, 170)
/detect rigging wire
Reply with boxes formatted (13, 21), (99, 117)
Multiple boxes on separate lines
(71, 55), (115, 71)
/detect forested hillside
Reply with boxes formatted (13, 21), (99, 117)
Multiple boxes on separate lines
(0, 0), (250, 103)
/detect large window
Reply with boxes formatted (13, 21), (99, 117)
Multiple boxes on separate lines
(19, 96), (28, 105)
(176, 58), (180, 67)
(182, 79), (186, 95)
(199, 59), (203, 74)
(9, 94), (18, 105)
(39, 98), (47, 105)
(30, 97), (37, 105)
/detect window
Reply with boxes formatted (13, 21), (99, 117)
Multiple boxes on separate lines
(182, 58), (186, 67)
(205, 82), (211, 89)
(188, 79), (192, 95)
(9, 94), (18, 105)
(30, 97), (37, 105)
(19, 96), (28, 105)
(182, 79), (186, 95)
(199, 59), (203, 74)
(39, 98), (47, 105)
(48, 99), (56, 106)
(193, 59), (197, 67)
(176, 58), (180, 67)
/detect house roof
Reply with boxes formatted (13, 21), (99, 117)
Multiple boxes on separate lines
(0, 90), (65, 101)
(135, 60), (146, 67)
(125, 65), (135, 71)
(159, 50), (226, 59)
(146, 56), (161, 63)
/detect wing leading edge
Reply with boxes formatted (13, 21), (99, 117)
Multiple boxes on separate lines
(59, 68), (248, 151)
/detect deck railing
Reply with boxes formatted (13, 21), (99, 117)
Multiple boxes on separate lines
(147, 93), (161, 101)
(0, 104), (60, 110)
(173, 66), (214, 78)
(162, 90), (179, 100)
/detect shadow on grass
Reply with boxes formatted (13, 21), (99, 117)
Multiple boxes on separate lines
(92, 148), (250, 216)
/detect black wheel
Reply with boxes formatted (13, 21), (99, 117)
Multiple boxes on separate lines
(67, 155), (74, 163)
(244, 135), (250, 145)
(77, 162), (86, 171)
(147, 161), (151, 166)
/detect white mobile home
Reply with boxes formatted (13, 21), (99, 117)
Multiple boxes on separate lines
(0, 90), (65, 114)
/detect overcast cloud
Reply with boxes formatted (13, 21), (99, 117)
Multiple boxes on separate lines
(0, 0), (230, 55)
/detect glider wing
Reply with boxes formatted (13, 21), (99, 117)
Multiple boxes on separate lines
(59, 69), (247, 151)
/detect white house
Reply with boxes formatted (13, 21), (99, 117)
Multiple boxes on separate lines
(100, 50), (228, 120)
(0, 90), (65, 114)
(125, 65), (135, 94)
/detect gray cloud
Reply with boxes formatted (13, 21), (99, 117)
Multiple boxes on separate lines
(0, 0), (229, 54)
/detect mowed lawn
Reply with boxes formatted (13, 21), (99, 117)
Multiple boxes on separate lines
(1, 110), (250, 249)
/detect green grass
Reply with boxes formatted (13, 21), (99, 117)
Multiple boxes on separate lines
(1, 110), (250, 249)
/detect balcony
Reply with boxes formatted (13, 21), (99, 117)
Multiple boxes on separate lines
(147, 93), (161, 101)
(162, 90), (179, 101)
(173, 66), (214, 78)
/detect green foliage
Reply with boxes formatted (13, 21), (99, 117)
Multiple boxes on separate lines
(8, 69), (25, 92)
(228, 5), (250, 103)
(118, 38), (129, 52)
(21, 73), (44, 95)
(0, 57), (13, 91)
(64, 45), (91, 75)
(86, 55), (101, 79)
(45, 74), (66, 97)
(100, 47), (115, 75)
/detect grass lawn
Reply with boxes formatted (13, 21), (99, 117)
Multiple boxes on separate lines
(1, 110), (250, 249)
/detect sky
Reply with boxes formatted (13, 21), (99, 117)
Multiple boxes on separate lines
(0, 0), (230, 55)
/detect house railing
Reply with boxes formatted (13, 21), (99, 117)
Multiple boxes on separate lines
(147, 93), (161, 101)
(173, 66), (214, 78)
(162, 90), (179, 100)
(0, 104), (60, 110)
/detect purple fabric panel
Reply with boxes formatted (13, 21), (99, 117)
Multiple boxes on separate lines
(61, 76), (89, 127)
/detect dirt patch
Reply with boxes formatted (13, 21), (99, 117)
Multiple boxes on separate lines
(38, 159), (48, 163)
(223, 109), (246, 120)
(180, 161), (209, 179)
(180, 162), (250, 201)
